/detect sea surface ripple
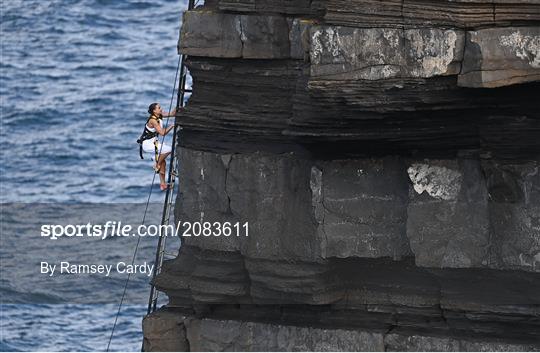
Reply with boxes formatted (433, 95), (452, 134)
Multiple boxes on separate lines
(1, 0), (189, 350)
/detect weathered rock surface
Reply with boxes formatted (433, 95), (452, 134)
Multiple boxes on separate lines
(484, 160), (540, 271)
(309, 26), (465, 80)
(180, 8), (540, 88)
(407, 159), (491, 269)
(169, 148), (539, 273)
(323, 0), (540, 28)
(146, 149), (540, 350)
(179, 56), (540, 159)
(217, 0), (319, 15)
(143, 311), (189, 351)
(180, 11), (292, 59)
(459, 27), (540, 87)
(144, 0), (540, 351)
(186, 318), (386, 351)
(314, 158), (412, 259)
(177, 8), (540, 157)
(146, 311), (540, 352)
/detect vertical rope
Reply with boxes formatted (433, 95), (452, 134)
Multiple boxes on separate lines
(108, 1), (195, 350)
(106, 55), (182, 352)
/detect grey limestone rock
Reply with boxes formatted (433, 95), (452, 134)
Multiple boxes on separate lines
(406, 159), (540, 272)
(180, 10), (243, 58)
(323, 0), (540, 28)
(484, 160), (540, 272)
(384, 331), (540, 352)
(406, 159), (490, 269)
(218, 0), (316, 15)
(180, 10), (292, 59)
(176, 148), (418, 263)
(143, 310), (189, 352)
(315, 158), (411, 259)
(310, 26), (465, 80)
(144, 315), (540, 351)
(185, 318), (386, 351)
(458, 27), (540, 88)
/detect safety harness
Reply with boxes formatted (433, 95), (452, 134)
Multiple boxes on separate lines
(136, 115), (161, 162)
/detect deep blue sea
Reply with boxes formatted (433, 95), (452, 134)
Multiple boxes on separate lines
(1, 0), (189, 350)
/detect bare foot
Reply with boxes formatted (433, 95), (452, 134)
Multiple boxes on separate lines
(160, 183), (169, 191)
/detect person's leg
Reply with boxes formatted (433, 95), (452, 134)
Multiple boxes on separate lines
(159, 160), (167, 185)
(157, 152), (171, 189)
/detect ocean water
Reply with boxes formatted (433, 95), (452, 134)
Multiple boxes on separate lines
(1, 0), (190, 350)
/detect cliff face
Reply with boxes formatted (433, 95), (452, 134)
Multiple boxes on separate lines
(143, 1), (540, 351)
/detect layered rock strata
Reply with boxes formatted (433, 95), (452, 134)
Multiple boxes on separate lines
(143, 0), (540, 351)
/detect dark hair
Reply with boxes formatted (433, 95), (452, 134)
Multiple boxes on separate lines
(148, 102), (159, 115)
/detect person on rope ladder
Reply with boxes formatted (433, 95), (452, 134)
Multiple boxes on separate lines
(138, 102), (176, 191)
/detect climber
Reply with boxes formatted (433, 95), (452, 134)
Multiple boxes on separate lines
(137, 102), (176, 191)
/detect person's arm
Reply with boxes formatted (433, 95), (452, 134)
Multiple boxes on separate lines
(163, 108), (176, 117)
(164, 124), (175, 135)
(149, 119), (175, 136)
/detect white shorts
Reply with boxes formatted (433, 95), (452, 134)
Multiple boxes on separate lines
(142, 139), (172, 159)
